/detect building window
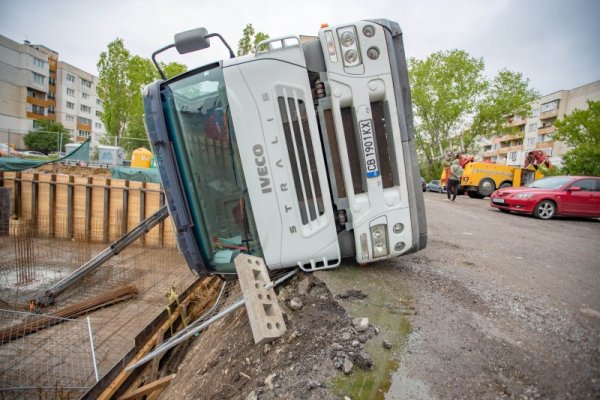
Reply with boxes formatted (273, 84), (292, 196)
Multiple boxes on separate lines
(32, 104), (44, 115)
(95, 110), (102, 117)
(79, 130), (91, 138)
(82, 92), (89, 99)
(65, 115), (74, 122)
(79, 117), (92, 125)
(48, 77), (56, 86)
(527, 122), (538, 132)
(527, 137), (535, 145)
(81, 78), (92, 88)
(96, 98), (102, 106)
(32, 72), (45, 84)
(32, 57), (45, 68)
(48, 91), (55, 100)
(531, 108), (539, 117)
(81, 105), (91, 113)
(66, 74), (76, 83)
(48, 105), (55, 114)
(95, 122), (102, 129)
(541, 100), (559, 113)
(66, 101), (75, 109)
(66, 129), (74, 135)
(67, 88), (75, 96)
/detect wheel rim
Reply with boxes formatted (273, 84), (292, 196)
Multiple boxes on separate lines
(538, 202), (554, 218)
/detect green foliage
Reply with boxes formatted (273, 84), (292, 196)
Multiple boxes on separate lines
(24, 120), (70, 153)
(237, 24), (270, 56)
(408, 50), (538, 178)
(97, 40), (188, 152)
(554, 100), (600, 176)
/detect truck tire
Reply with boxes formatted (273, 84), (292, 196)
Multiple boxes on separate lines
(499, 181), (512, 189)
(533, 200), (556, 220)
(477, 178), (495, 197)
(467, 190), (485, 199)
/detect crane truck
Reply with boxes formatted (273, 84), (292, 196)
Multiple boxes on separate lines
(142, 19), (427, 277)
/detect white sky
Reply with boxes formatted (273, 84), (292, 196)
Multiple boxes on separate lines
(1, 0), (599, 96)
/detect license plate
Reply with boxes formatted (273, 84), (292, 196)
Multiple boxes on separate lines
(359, 119), (379, 178)
(492, 198), (505, 204)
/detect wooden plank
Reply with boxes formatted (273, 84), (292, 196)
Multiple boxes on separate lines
(116, 374), (176, 400)
(55, 174), (70, 238)
(73, 176), (89, 240)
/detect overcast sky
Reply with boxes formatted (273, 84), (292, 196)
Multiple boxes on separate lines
(1, 0), (599, 96)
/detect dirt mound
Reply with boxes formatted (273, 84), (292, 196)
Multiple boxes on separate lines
(158, 272), (378, 400)
(34, 163), (111, 178)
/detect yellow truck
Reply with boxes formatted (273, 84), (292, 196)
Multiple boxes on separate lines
(459, 162), (544, 198)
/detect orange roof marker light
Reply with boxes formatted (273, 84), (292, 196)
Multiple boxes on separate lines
(320, 23), (329, 28)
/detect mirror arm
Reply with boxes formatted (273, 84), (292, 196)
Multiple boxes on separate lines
(205, 33), (235, 59)
(152, 43), (176, 80)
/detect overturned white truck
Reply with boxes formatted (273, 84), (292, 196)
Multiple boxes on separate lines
(143, 19), (427, 277)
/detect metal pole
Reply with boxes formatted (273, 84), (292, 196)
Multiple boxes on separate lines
(87, 316), (99, 382)
(125, 268), (298, 372)
(7, 129), (11, 156)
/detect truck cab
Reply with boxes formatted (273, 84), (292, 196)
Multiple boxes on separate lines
(143, 19), (427, 276)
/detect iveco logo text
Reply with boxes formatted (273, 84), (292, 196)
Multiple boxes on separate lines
(253, 144), (272, 193)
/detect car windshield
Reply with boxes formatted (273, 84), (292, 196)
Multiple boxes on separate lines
(526, 176), (573, 189)
(162, 65), (262, 273)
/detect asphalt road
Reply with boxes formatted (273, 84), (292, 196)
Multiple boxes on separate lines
(321, 191), (600, 399)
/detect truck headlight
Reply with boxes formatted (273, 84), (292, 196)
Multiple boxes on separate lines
(370, 224), (388, 258)
(344, 49), (358, 64)
(340, 31), (355, 47)
(337, 26), (361, 68)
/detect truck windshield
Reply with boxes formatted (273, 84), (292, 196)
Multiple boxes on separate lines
(162, 65), (262, 273)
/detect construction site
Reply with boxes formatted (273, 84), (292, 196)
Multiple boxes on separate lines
(0, 169), (239, 399)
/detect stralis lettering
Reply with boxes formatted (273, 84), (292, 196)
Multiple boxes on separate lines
(253, 144), (272, 193)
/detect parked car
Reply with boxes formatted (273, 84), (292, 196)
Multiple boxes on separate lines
(428, 179), (446, 193)
(490, 176), (600, 219)
(21, 150), (48, 157)
(420, 177), (427, 192)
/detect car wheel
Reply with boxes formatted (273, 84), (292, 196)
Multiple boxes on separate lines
(533, 200), (556, 220)
(499, 182), (512, 189)
(477, 178), (495, 197)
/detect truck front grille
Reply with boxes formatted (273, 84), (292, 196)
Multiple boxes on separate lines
(278, 93), (324, 225)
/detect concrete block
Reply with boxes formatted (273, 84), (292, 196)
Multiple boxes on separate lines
(234, 254), (286, 345)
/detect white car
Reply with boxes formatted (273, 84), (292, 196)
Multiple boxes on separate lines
(22, 150), (48, 157)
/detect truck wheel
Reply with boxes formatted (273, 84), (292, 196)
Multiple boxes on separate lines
(467, 191), (485, 199)
(534, 200), (556, 220)
(477, 178), (495, 197)
(499, 182), (512, 189)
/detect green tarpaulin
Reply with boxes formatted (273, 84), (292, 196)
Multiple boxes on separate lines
(0, 139), (91, 172)
(110, 167), (161, 183)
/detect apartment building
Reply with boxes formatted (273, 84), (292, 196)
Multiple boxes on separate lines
(481, 80), (600, 167)
(0, 34), (104, 149)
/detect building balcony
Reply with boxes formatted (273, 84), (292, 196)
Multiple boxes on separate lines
(497, 132), (524, 143)
(539, 109), (558, 120)
(506, 117), (526, 127)
(77, 123), (92, 131)
(537, 125), (555, 135)
(27, 96), (50, 107)
(482, 150), (499, 158)
(26, 112), (53, 121)
(497, 147), (509, 155)
(535, 141), (554, 149)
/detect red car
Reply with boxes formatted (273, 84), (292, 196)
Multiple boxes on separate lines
(490, 176), (600, 220)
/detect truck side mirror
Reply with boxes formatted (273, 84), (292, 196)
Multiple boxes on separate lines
(151, 28), (235, 80)
(174, 28), (210, 54)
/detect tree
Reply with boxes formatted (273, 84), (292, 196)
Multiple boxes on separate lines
(553, 100), (600, 176)
(97, 39), (188, 152)
(24, 120), (70, 154)
(408, 50), (538, 178)
(237, 24), (269, 56)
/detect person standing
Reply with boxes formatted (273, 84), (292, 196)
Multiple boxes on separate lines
(447, 157), (463, 201)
